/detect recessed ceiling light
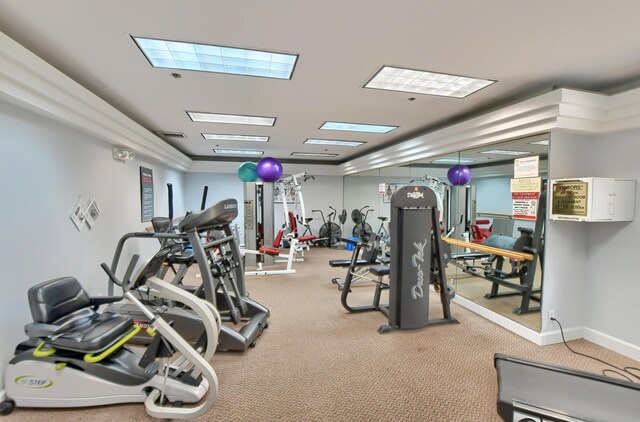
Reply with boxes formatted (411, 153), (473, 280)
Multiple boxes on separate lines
(133, 37), (298, 79)
(291, 152), (338, 157)
(304, 139), (365, 147)
(432, 158), (475, 164)
(320, 121), (397, 133)
(529, 139), (549, 146)
(213, 148), (264, 156)
(365, 66), (495, 98)
(203, 134), (269, 142)
(188, 112), (275, 126)
(480, 149), (531, 156)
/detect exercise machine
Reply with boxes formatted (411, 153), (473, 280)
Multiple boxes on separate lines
(1, 247), (220, 419)
(351, 205), (374, 241)
(243, 228), (299, 275)
(495, 353), (640, 421)
(337, 186), (457, 333)
(445, 190), (546, 315)
(313, 206), (343, 247)
(329, 235), (382, 291)
(178, 198), (270, 351)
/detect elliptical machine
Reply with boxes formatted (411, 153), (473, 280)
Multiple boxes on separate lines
(1, 248), (220, 419)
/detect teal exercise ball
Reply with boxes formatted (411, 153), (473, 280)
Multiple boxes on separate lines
(238, 162), (258, 182)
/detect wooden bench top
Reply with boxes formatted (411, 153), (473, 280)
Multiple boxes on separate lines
(442, 237), (534, 261)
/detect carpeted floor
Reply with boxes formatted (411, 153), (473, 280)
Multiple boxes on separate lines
(6, 247), (639, 421)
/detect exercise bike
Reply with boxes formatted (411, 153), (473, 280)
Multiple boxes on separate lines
(351, 205), (374, 241)
(375, 216), (390, 257)
(1, 247), (221, 419)
(313, 206), (344, 248)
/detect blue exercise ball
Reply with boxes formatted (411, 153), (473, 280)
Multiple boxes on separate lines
(238, 162), (258, 182)
(447, 165), (472, 186)
(257, 157), (283, 183)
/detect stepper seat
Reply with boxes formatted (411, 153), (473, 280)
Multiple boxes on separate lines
(27, 277), (133, 354)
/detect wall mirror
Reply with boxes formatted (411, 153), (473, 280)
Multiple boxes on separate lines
(343, 133), (548, 332)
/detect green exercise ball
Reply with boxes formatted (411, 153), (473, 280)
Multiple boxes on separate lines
(238, 162), (258, 182)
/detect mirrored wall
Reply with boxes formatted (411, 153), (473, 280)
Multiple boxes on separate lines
(343, 134), (548, 332)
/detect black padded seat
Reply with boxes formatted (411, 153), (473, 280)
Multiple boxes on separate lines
(166, 251), (195, 264)
(369, 265), (390, 276)
(46, 310), (133, 353)
(27, 277), (133, 354)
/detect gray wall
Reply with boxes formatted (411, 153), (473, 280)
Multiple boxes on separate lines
(543, 132), (595, 332)
(583, 129), (640, 346)
(0, 99), (185, 389)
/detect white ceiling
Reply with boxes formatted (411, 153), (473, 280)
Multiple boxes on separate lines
(1, 1), (639, 164)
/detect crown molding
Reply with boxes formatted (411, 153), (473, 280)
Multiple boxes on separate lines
(0, 31), (192, 171)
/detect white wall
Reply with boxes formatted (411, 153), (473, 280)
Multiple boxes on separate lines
(583, 129), (640, 348)
(0, 99), (185, 389)
(543, 132), (595, 333)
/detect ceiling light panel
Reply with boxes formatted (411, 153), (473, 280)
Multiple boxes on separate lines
(213, 148), (264, 155)
(320, 121), (397, 133)
(304, 139), (365, 147)
(432, 158), (475, 164)
(365, 66), (495, 98)
(203, 134), (269, 142)
(291, 152), (338, 157)
(529, 139), (549, 146)
(480, 149), (531, 156)
(133, 37), (298, 79)
(188, 112), (275, 126)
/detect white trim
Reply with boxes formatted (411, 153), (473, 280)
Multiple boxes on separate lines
(0, 389), (5, 402)
(583, 327), (640, 362)
(452, 295), (544, 345)
(0, 31), (192, 171)
(539, 326), (584, 346)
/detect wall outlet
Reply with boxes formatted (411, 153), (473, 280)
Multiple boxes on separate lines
(547, 310), (555, 322)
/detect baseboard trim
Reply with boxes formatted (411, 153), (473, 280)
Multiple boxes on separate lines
(539, 326), (584, 346)
(452, 295), (543, 345)
(0, 389), (5, 402)
(583, 327), (640, 362)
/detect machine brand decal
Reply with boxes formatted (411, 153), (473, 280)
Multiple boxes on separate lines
(410, 239), (427, 299)
(134, 320), (151, 330)
(224, 203), (238, 209)
(15, 375), (53, 389)
(407, 191), (424, 199)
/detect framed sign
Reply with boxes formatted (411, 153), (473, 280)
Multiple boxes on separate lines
(139, 167), (154, 222)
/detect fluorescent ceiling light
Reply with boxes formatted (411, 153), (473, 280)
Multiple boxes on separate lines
(304, 139), (365, 147)
(291, 152), (338, 157)
(203, 134), (269, 142)
(213, 148), (264, 156)
(529, 139), (549, 146)
(320, 121), (397, 133)
(188, 112), (275, 126)
(365, 66), (495, 98)
(133, 37), (298, 79)
(432, 158), (475, 164)
(480, 149), (531, 156)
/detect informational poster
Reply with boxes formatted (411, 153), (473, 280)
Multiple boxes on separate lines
(512, 192), (540, 220)
(511, 176), (541, 220)
(511, 177), (542, 193)
(139, 167), (154, 222)
(514, 156), (539, 179)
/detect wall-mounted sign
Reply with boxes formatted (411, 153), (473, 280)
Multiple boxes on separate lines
(512, 192), (539, 220)
(511, 177), (542, 193)
(139, 167), (154, 222)
(551, 180), (588, 217)
(514, 156), (539, 179)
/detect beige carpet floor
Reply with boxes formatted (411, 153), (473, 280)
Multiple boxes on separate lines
(6, 247), (639, 421)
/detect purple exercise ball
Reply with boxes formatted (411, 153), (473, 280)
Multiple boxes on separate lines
(256, 157), (283, 183)
(447, 165), (472, 186)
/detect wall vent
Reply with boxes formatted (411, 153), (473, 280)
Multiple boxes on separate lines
(157, 131), (186, 139)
